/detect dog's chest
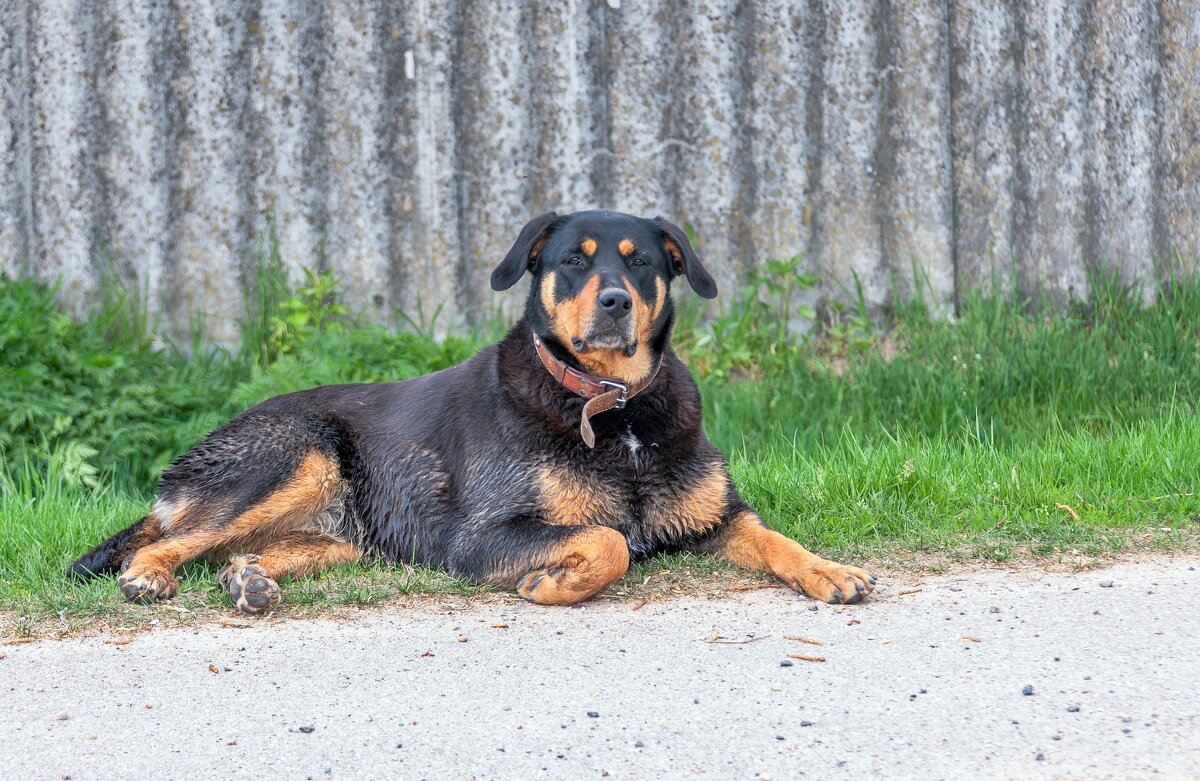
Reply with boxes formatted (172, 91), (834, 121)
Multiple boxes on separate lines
(535, 433), (726, 542)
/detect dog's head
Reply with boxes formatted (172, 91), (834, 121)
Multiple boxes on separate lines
(491, 210), (717, 384)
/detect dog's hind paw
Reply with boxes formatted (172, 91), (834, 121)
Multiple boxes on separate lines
(218, 555), (280, 615)
(118, 569), (180, 604)
(792, 560), (875, 605)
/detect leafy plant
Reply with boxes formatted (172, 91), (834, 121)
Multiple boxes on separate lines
(679, 253), (820, 380)
(265, 266), (347, 358)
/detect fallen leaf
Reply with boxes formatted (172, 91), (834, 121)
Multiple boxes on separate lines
(788, 654), (827, 663)
(102, 639), (133, 646)
(898, 588), (923, 596)
(208, 664), (219, 674)
(632, 600), (649, 611)
(491, 623), (509, 629)
(963, 636), (982, 643)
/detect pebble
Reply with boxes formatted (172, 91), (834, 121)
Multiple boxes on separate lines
(587, 711), (599, 718)
(989, 606), (1000, 613)
(298, 726), (315, 734)
(1067, 705), (1080, 713)
(1022, 685), (1035, 696)
(808, 605), (819, 612)
(634, 741), (645, 748)
(56, 712), (69, 721)
(800, 721), (814, 727)
(780, 660), (794, 667)
(1099, 581), (1114, 588)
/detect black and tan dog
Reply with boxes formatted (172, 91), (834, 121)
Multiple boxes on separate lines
(71, 210), (875, 613)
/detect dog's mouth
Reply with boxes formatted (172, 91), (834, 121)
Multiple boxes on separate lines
(572, 321), (638, 357)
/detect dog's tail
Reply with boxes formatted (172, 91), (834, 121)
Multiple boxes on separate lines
(68, 514), (160, 579)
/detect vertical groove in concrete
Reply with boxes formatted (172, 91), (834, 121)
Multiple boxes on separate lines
(948, 0), (1017, 297)
(604, 2), (676, 222)
(1083, 1), (1159, 297)
(668, 0), (747, 299)
(744, 0), (814, 277)
(526, 0), (597, 214)
(394, 0), (460, 323)
(249, 0), (324, 280)
(27, 1), (97, 313)
(1013, 0), (1089, 303)
(0, 2), (29, 278)
(450, 0), (531, 318)
(319, 0), (392, 322)
(165, 0), (254, 342)
(96, 0), (173, 317)
(880, 0), (955, 309)
(1156, 0), (1200, 274)
(814, 0), (886, 307)
(0, 2), (1193, 335)
(585, 1), (613, 210)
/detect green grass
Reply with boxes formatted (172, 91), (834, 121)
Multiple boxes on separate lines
(2, 262), (1198, 634)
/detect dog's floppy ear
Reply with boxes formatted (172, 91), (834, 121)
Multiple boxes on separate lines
(490, 211), (559, 291)
(655, 217), (718, 299)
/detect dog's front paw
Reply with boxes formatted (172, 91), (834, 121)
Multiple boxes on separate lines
(118, 568), (180, 604)
(792, 559), (875, 604)
(218, 555), (280, 615)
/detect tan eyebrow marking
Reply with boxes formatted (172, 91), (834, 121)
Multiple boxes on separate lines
(581, 238), (597, 257)
(618, 238), (635, 257)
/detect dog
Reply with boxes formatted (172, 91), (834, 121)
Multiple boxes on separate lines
(70, 210), (875, 613)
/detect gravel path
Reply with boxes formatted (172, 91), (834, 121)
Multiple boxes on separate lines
(2, 558), (1197, 780)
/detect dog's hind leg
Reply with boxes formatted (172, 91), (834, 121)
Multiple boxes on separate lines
(116, 530), (211, 603)
(217, 533), (360, 615)
(119, 447), (349, 605)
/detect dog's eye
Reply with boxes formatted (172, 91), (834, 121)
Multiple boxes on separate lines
(630, 257), (647, 267)
(565, 255), (585, 267)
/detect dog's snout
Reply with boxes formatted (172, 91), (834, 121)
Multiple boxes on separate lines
(598, 288), (633, 319)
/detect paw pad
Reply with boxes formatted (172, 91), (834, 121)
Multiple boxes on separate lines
(218, 556), (280, 615)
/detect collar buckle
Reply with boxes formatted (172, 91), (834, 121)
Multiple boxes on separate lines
(599, 379), (629, 409)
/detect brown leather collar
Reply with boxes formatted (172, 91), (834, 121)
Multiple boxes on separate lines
(532, 332), (660, 448)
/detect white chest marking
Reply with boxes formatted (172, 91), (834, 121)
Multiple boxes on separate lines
(623, 426), (642, 467)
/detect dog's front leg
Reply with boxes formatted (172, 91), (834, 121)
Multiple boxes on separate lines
(701, 508), (876, 604)
(449, 518), (630, 606)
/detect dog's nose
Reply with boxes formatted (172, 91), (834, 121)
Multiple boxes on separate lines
(597, 288), (633, 319)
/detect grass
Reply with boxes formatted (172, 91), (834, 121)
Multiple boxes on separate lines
(2, 258), (1199, 637)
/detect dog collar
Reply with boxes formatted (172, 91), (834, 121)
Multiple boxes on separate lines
(532, 332), (660, 448)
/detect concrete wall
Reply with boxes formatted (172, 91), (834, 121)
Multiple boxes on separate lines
(1, 1), (1197, 339)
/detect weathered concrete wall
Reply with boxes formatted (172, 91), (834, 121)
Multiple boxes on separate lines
(1, 1), (1197, 338)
